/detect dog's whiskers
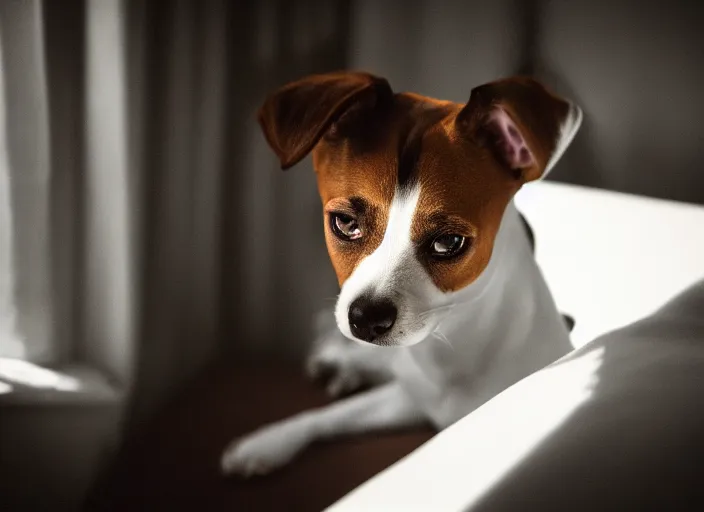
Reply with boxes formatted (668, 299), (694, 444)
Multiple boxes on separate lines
(433, 330), (454, 351)
(419, 295), (483, 319)
(419, 304), (456, 319)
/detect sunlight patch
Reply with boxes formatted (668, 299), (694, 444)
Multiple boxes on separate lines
(0, 358), (81, 391)
(0, 380), (12, 394)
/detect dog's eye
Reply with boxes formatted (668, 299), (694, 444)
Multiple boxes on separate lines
(330, 213), (362, 241)
(430, 234), (467, 259)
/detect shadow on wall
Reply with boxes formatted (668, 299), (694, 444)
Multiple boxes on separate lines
(536, 0), (704, 205)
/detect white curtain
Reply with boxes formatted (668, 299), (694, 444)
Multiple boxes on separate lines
(0, 15), (19, 359)
(0, 0), (53, 363)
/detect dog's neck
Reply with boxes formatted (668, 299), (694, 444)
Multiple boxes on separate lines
(447, 201), (521, 308)
(439, 199), (530, 332)
(396, 198), (571, 418)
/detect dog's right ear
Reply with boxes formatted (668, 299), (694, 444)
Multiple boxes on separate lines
(456, 76), (582, 182)
(257, 71), (393, 170)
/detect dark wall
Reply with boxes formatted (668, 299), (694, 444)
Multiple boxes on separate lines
(348, 0), (704, 205)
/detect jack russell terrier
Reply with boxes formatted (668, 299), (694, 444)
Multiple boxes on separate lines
(221, 71), (583, 477)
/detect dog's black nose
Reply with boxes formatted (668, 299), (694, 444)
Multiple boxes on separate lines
(348, 297), (397, 342)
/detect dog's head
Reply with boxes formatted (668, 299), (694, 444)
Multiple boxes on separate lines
(258, 71), (581, 347)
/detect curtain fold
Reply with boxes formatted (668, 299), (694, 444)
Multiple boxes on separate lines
(122, 0), (347, 425)
(0, 3), (20, 359)
(0, 0), (54, 363)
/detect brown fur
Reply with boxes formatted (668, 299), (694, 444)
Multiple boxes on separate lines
(258, 72), (573, 291)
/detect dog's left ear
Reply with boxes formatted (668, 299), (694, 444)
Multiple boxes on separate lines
(456, 76), (582, 182)
(258, 71), (393, 170)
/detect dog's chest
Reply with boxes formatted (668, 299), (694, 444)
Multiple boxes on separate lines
(390, 332), (486, 428)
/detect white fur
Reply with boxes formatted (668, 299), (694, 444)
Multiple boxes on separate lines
(306, 326), (394, 397)
(334, 185), (445, 347)
(221, 107), (581, 478)
(544, 103), (583, 177)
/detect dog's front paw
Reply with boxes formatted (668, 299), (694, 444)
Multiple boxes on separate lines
(306, 346), (364, 398)
(221, 421), (310, 478)
(315, 362), (363, 398)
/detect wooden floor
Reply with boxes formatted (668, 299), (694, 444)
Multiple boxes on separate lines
(86, 358), (434, 512)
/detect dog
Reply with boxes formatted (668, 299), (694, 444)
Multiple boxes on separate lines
(221, 71), (582, 477)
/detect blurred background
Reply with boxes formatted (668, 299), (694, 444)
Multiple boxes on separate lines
(0, 0), (702, 510)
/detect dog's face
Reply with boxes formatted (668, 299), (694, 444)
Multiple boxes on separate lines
(258, 72), (581, 346)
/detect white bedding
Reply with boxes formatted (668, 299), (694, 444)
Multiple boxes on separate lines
(328, 183), (704, 511)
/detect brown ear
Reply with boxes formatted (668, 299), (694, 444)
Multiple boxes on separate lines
(257, 71), (393, 170)
(457, 76), (582, 182)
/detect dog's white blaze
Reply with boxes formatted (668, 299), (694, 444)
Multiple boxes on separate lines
(368, 186), (420, 288)
(335, 184), (439, 343)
